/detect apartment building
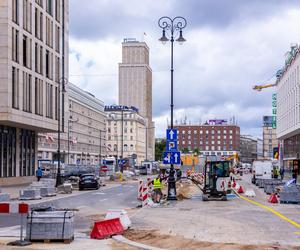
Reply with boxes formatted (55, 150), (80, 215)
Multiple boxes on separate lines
(276, 44), (300, 177)
(119, 38), (155, 160)
(38, 83), (106, 165)
(174, 120), (240, 157)
(0, 0), (68, 185)
(105, 105), (147, 165)
(240, 135), (257, 163)
(262, 116), (278, 159)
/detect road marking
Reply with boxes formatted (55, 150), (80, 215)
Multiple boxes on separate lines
(294, 231), (300, 235)
(99, 198), (108, 202)
(92, 192), (106, 195)
(117, 193), (123, 196)
(236, 193), (300, 229)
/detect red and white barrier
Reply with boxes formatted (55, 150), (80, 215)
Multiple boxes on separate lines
(137, 180), (143, 200)
(0, 203), (29, 214)
(147, 177), (153, 195)
(142, 186), (148, 207)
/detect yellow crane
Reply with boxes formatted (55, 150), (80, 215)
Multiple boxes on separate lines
(252, 83), (276, 91)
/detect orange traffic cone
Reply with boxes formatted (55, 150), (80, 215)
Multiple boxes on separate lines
(268, 193), (278, 203)
(237, 185), (244, 194)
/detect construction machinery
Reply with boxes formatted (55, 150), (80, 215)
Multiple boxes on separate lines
(202, 160), (231, 201)
(252, 83), (276, 91)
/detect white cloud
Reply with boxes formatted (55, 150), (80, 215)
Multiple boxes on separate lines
(69, 5), (300, 139)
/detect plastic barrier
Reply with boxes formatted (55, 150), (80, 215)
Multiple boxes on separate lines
(105, 209), (131, 229)
(137, 180), (143, 200)
(90, 218), (124, 239)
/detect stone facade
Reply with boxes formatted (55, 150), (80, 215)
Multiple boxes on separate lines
(38, 83), (106, 165)
(105, 107), (146, 165)
(0, 0), (68, 184)
(118, 39), (154, 160)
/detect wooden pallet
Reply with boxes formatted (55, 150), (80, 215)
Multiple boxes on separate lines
(29, 236), (74, 244)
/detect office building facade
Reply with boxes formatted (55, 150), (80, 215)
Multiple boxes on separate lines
(105, 105), (147, 165)
(276, 44), (300, 177)
(118, 38), (154, 161)
(38, 83), (106, 165)
(174, 120), (240, 157)
(240, 135), (257, 163)
(0, 0), (68, 185)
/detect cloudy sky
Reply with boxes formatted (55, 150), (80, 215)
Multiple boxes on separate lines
(69, 0), (300, 138)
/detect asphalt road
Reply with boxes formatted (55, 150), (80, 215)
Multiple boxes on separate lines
(0, 183), (139, 229)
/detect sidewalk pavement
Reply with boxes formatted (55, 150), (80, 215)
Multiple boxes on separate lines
(128, 174), (300, 248)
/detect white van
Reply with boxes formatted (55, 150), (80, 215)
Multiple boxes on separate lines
(252, 160), (273, 181)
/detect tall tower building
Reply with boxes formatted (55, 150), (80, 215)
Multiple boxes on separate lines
(119, 39), (154, 160)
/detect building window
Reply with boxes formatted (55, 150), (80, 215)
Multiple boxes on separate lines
(113, 144), (117, 151)
(22, 72), (32, 112)
(23, 0), (32, 32)
(55, 0), (60, 22)
(200, 130), (203, 134)
(182, 141), (185, 145)
(34, 78), (43, 115)
(46, 17), (53, 47)
(46, 0), (53, 15)
(211, 130), (215, 134)
(224, 130), (227, 134)
(12, 67), (19, 109)
(205, 146), (209, 150)
(224, 135), (227, 139)
(194, 130), (197, 134)
(22, 35), (32, 68)
(124, 144), (128, 151)
(217, 140), (220, 145)
(217, 130), (221, 134)
(229, 135), (232, 139)
(46, 82), (53, 118)
(55, 25), (60, 52)
(230, 130), (233, 134)
(35, 0), (43, 7)
(212, 141), (215, 145)
(35, 8), (43, 40)
(130, 144), (133, 151)
(12, 0), (19, 24)
(55, 56), (60, 82)
(182, 130), (185, 134)
(46, 50), (53, 79)
(12, 28), (19, 62)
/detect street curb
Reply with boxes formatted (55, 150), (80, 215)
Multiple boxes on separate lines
(112, 235), (164, 250)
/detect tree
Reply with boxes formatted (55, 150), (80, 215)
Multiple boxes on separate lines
(182, 148), (189, 154)
(155, 139), (166, 161)
(193, 148), (200, 155)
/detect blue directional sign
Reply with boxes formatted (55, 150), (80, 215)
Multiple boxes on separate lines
(163, 151), (181, 165)
(166, 129), (177, 140)
(166, 140), (178, 152)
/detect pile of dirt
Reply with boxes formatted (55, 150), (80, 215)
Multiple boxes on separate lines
(176, 181), (201, 200)
(124, 229), (300, 250)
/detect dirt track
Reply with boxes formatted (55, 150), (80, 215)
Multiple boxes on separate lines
(124, 229), (300, 250)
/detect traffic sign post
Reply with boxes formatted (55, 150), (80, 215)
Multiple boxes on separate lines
(166, 129), (177, 140)
(163, 152), (181, 165)
(166, 140), (178, 152)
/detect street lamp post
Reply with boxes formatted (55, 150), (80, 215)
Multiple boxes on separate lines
(158, 16), (187, 200)
(67, 118), (78, 165)
(56, 78), (67, 187)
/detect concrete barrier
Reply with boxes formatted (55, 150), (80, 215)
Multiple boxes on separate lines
(26, 210), (74, 241)
(19, 189), (41, 200)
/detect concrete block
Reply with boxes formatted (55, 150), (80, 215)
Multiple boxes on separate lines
(26, 211), (74, 240)
(40, 187), (56, 197)
(19, 189), (41, 200)
(0, 193), (10, 201)
(57, 183), (72, 194)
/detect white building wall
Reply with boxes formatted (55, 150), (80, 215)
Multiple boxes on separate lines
(277, 47), (300, 139)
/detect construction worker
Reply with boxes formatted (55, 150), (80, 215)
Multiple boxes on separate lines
(153, 175), (163, 203)
(273, 166), (279, 179)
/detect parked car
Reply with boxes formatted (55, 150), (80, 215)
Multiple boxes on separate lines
(79, 174), (99, 191)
